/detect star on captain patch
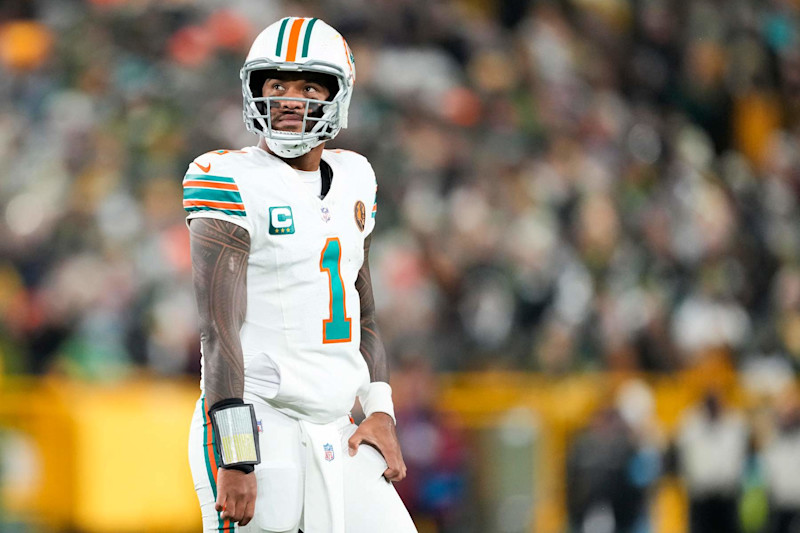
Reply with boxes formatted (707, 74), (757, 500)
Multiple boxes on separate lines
(354, 200), (366, 232)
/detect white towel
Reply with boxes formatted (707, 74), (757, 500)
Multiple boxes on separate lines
(299, 418), (346, 533)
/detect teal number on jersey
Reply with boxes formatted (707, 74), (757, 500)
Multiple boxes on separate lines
(320, 237), (352, 343)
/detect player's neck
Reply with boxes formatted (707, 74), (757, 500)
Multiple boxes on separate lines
(259, 139), (325, 171)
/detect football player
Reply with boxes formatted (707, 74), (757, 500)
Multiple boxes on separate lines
(185, 17), (417, 533)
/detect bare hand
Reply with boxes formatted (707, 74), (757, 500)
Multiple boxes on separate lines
(215, 468), (257, 526)
(348, 412), (407, 482)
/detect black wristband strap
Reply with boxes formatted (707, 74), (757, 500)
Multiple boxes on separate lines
(222, 463), (255, 474)
(209, 397), (245, 413)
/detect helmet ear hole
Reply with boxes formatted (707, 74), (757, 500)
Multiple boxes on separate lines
(249, 70), (271, 98)
(249, 70), (272, 133)
(253, 102), (268, 132)
(320, 76), (339, 102)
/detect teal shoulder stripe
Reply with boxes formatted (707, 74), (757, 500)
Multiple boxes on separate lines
(185, 206), (247, 217)
(184, 174), (236, 184)
(275, 17), (290, 56)
(184, 187), (243, 204)
(301, 18), (319, 58)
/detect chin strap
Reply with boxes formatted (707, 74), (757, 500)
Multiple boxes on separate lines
(265, 129), (326, 158)
(320, 160), (332, 198)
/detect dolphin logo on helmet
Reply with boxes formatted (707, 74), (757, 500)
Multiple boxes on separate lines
(240, 17), (356, 158)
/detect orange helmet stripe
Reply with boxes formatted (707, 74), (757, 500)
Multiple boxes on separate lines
(340, 36), (354, 79)
(285, 18), (305, 62)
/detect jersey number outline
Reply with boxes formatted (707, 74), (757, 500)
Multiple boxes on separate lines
(320, 237), (352, 343)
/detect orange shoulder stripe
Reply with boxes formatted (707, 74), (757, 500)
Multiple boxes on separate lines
(182, 180), (239, 191)
(183, 199), (246, 210)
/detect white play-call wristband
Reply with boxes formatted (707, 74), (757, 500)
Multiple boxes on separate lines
(210, 403), (260, 467)
(359, 381), (396, 424)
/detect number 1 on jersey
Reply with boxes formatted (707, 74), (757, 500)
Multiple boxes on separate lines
(320, 237), (352, 343)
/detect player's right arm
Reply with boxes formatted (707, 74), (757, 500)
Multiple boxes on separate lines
(189, 217), (256, 526)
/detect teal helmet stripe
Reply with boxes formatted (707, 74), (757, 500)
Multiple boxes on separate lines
(275, 17), (291, 56)
(301, 18), (319, 58)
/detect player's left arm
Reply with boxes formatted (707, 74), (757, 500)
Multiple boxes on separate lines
(348, 234), (407, 482)
(357, 234), (388, 383)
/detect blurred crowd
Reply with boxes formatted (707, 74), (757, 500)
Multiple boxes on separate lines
(2, 0), (800, 377)
(3, 0), (800, 379)
(566, 380), (800, 533)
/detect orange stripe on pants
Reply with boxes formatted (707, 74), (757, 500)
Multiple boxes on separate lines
(205, 415), (235, 531)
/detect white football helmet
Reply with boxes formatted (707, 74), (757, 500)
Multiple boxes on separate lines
(241, 17), (356, 158)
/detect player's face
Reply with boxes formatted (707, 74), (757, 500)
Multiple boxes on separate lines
(262, 73), (332, 133)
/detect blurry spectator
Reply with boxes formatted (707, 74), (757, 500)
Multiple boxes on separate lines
(616, 378), (664, 518)
(566, 403), (656, 533)
(762, 388), (800, 533)
(677, 390), (749, 533)
(392, 351), (469, 532)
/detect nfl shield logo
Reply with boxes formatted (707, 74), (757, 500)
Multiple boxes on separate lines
(323, 443), (334, 462)
(321, 206), (331, 223)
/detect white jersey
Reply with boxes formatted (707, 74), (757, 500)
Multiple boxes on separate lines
(183, 146), (378, 423)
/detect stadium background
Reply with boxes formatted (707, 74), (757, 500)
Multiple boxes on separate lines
(1, 0), (799, 531)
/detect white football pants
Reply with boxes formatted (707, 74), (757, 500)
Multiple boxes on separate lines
(188, 396), (417, 533)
